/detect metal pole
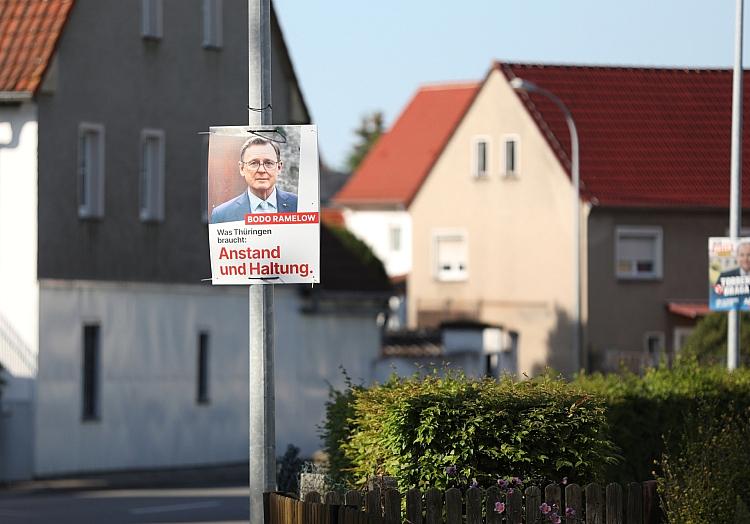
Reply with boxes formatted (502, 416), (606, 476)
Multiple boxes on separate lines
(729, 0), (744, 371)
(568, 115), (581, 372)
(248, 1), (275, 523)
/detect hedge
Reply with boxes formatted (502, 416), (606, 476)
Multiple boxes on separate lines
(325, 372), (618, 491)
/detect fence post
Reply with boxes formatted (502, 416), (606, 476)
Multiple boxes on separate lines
(384, 488), (401, 523)
(406, 488), (423, 524)
(641, 480), (660, 524)
(325, 491), (342, 505)
(507, 488), (523, 524)
(565, 484), (582, 524)
(424, 488), (442, 524)
(525, 485), (542, 524)
(626, 482), (643, 524)
(344, 490), (362, 510)
(485, 486), (502, 524)
(465, 486), (482, 524)
(545, 483), (563, 514)
(366, 487), (381, 517)
(606, 483), (623, 524)
(584, 483), (604, 524)
(305, 491), (322, 504)
(445, 487), (462, 524)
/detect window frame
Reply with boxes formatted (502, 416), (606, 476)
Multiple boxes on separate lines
(139, 128), (166, 223)
(77, 122), (105, 219)
(389, 224), (402, 252)
(502, 134), (520, 177)
(614, 225), (663, 280)
(81, 323), (101, 422)
(141, 0), (163, 40)
(202, 0), (223, 49)
(433, 229), (469, 282)
(471, 136), (491, 178)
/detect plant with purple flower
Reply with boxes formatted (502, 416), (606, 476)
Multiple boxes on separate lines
(494, 502), (505, 514)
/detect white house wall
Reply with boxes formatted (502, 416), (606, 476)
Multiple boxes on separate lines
(0, 102), (39, 380)
(343, 209), (412, 277)
(35, 280), (380, 476)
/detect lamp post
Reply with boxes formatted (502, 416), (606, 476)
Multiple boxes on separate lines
(510, 77), (582, 371)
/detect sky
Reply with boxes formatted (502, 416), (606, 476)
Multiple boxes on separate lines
(272, 0), (746, 172)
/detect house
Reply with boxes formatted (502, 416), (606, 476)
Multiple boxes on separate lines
(335, 61), (750, 377)
(0, 0), (390, 482)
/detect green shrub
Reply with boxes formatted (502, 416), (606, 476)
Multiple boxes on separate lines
(657, 403), (750, 524)
(574, 360), (750, 483)
(679, 312), (750, 366)
(319, 375), (361, 486)
(337, 372), (618, 491)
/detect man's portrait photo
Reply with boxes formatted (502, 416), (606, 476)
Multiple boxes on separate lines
(209, 130), (302, 224)
(717, 240), (750, 281)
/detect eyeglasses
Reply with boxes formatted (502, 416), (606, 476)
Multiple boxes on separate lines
(240, 159), (279, 171)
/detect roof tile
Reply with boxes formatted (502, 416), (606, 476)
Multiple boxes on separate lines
(0, 0), (74, 93)
(334, 82), (480, 206)
(498, 62), (750, 208)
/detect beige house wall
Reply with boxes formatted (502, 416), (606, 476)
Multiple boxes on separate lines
(407, 69), (587, 376)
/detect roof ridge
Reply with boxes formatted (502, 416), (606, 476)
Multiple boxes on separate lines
(417, 80), (481, 91)
(493, 59), (743, 74)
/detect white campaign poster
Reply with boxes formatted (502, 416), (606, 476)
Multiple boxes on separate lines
(207, 125), (320, 285)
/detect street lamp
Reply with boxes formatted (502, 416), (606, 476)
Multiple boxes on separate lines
(509, 77), (582, 371)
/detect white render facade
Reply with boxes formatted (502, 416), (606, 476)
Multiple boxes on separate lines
(342, 208), (412, 277)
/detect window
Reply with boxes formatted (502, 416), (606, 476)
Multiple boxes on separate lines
(615, 226), (663, 279)
(78, 123), (105, 219)
(503, 136), (519, 176)
(140, 129), (165, 222)
(472, 137), (489, 178)
(82, 324), (101, 421)
(644, 331), (665, 367)
(203, 0), (223, 49)
(434, 231), (468, 281)
(141, 0), (163, 39)
(197, 332), (210, 404)
(673, 327), (694, 353)
(389, 225), (401, 252)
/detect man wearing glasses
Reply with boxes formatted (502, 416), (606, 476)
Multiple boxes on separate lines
(210, 136), (298, 223)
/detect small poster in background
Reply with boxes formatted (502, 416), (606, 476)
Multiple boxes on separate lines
(709, 237), (750, 311)
(207, 125), (320, 285)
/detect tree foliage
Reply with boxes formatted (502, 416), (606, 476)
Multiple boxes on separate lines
(345, 111), (384, 172)
(680, 312), (750, 366)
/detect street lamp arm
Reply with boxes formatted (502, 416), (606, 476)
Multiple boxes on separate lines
(510, 76), (582, 372)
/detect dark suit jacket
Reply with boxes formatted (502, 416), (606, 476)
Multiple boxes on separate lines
(210, 189), (298, 224)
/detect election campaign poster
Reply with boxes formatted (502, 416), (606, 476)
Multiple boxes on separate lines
(207, 125), (320, 285)
(709, 237), (750, 311)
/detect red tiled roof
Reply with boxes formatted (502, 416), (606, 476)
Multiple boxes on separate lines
(0, 0), (74, 93)
(334, 82), (480, 207)
(497, 62), (750, 208)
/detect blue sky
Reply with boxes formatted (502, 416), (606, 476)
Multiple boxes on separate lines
(274, 0), (742, 171)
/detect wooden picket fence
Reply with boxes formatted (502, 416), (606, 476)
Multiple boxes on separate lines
(266, 481), (661, 523)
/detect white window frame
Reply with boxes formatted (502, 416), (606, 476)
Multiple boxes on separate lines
(502, 134), (520, 177)
(202, 0), (223, 49)
(141, 0), (163, 40)
(471, 136), (490, 178)
(615, 226), (663, 280)
(673, 326), (694, 353)
(77, 123), (105, 219)
(140, 129), (166, 222)
(433, 229), (469, 282)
